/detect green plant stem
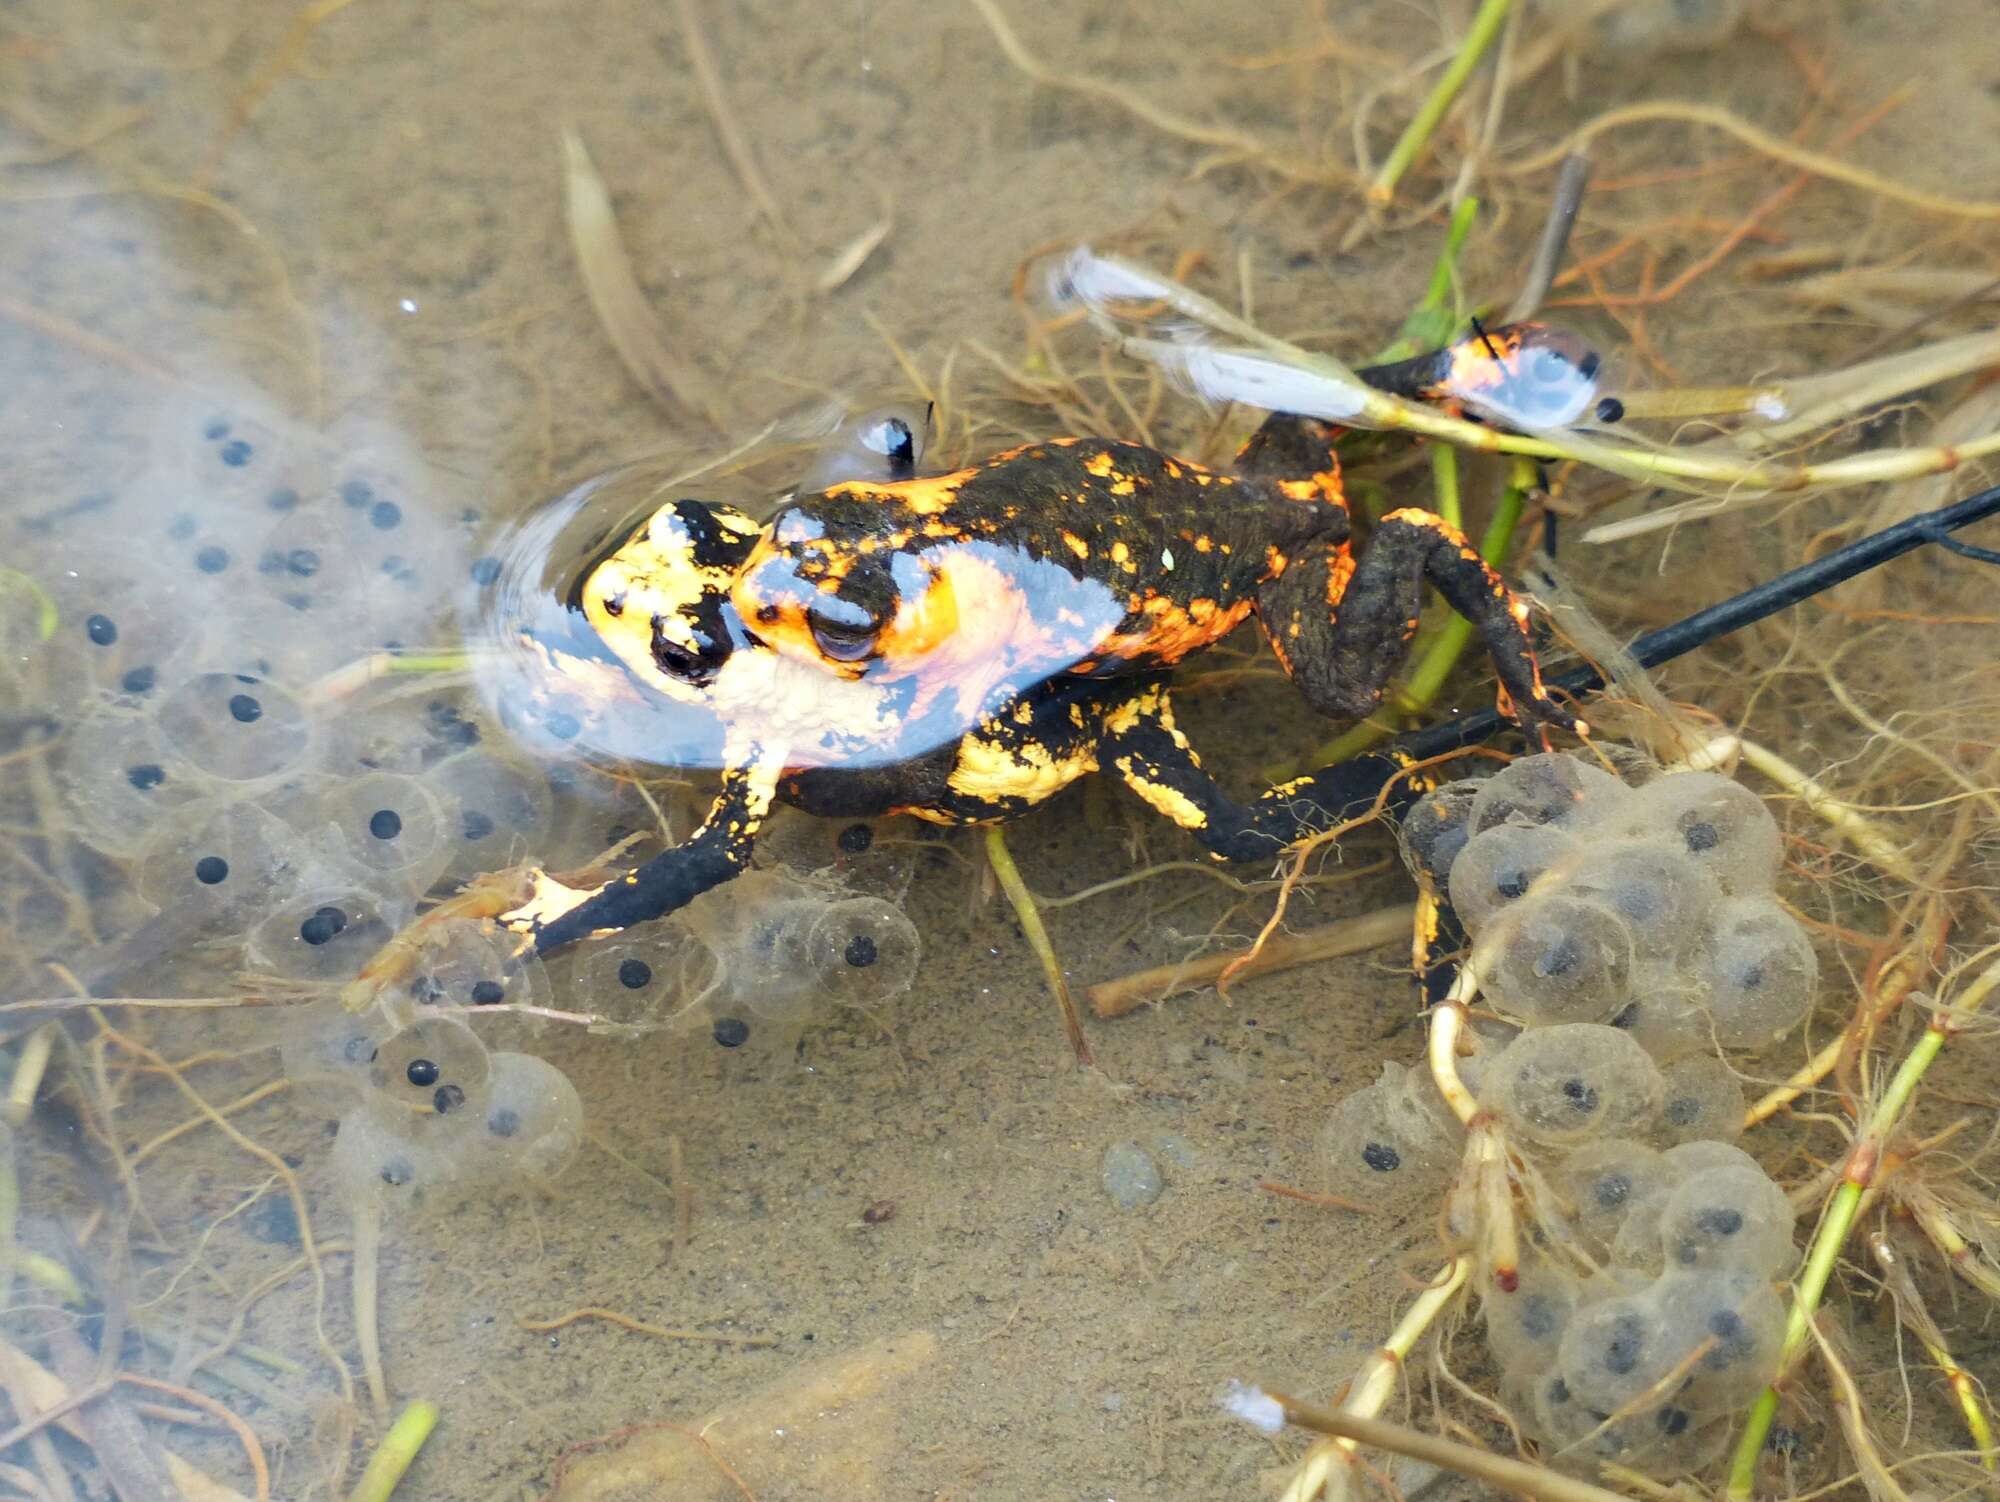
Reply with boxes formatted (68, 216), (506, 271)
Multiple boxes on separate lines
(346, 1399), (439, 1502)
(1724, 954), (2000, 1496)
(1428, 437), (1464, 532)
(1294, 455), (1533, 772)
(1372, 197), (1482, 364)
(1369, 0), (1513, 207)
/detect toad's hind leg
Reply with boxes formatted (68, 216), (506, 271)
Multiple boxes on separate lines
(1256, 508), (1576, 738)
(1100, 685), (1416, 862)
(502, 756), (781, 955)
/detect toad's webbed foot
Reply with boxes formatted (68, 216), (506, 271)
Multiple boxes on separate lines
(1099, 685), (1419, 863)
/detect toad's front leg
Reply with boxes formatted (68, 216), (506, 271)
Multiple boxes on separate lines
(1099, 684), (1418, 862)
(502, 749), (784, 954)
(342, 751), (782, 1011)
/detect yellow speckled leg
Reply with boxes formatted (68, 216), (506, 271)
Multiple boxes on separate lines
(1101, 686), (1415, 863)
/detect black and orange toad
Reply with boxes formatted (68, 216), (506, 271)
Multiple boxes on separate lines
(488, 367), (1579, 956)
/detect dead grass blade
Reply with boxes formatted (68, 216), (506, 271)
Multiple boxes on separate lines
(561, 127), (725, 432)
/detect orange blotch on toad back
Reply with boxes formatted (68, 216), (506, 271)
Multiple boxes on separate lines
(1094, 592), (1254, 668)
(825, 467), (978, 517)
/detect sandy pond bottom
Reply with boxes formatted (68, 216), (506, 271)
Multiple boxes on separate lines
(3, 0), (1999, 1497)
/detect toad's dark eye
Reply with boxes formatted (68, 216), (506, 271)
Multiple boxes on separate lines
(650, 617), (717, 685)
(800, 401), (932, 491)
(857, 416), (916, 477)
(806, 596), (882, 663)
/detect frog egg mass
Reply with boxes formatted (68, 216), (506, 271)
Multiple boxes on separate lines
(1303, 750), (1813, 1469)
(6, 392), (950, 1233)
(1413, 752), (1814, 1053)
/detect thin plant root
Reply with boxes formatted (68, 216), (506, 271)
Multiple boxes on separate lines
(0, 293), (181, 384)
(196, 0), (366, 186)
(1736, 737), (1920, 885)
(1256, 1181), (1364, 1212)
(984, 827), (1093, 1065)
(970, 0), (1346, 189)
(517, 1307), (778, 1349)
(1808, 1319), (1917, 1502)
(1499, 98), (2000, 222)
(671, 0), (795, 247)
(353, 1197), (390, 1428)
(1273, 1257), (1473, 1502)
(1901, 1186), (2000, 1304)
(1868, 1231), (1997, 1467)
(1088, 903), (1414, 1018)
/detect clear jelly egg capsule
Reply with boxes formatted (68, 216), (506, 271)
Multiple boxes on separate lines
(1395, 778), (1482, 890)
(1653, 1054), (1745, 1146)
(756, 809), (919, 900)
(722, 899), (822, 1023)
(1698, 899), (1817, 1049)
(426, 749), (554, 883)
(396, 916), (548, 1013)
(1660, 1138), (1762, 1178)
(309, 771), (453, 893)
(137, 797), (305, 929)
(1658, 1164), (1794, 1276)
(1593, 744), (1663, 789)
(1538, 1383), (1727, 1478)
(1468, 751), (1630, 834)
(57, 703), (206, 858)
(279, 998), (392, 1108)
(249, 885), (407, 983)
(1482, 1259), (1583, 1376)
(1555, 1286), (1678, 1414)
(1315, 1063), (1456, 1202)
(1626, 771), (1781, 893)
(166, 400), (329, 520)
(251, 511), (367, 622)
(1483, 1022), (1664, 1148)
(1651, 1268), (1783, 1408)
(572, 931), (697, 1031)
(479, 1051), (585, 1180)
(1558, 1138), (1674, 1257)
(50, 580), (205, 704)
(319, 692), (485, 778)
(155, 671), (312, 783)
(1563, 841), (1720, 961)
(332, 1105), (473, 1206)
(1447, 823), (1578, 933)
(1606, 986), (1709, 1064)
(1479, 893), (1635, 1025)
(807, 898), (920, 1005)
(367, 1015), (492, 1126)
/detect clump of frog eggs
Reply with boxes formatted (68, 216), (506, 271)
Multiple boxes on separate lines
(0, 393), (923, 1207)
(1318, 753), (1811, 1476)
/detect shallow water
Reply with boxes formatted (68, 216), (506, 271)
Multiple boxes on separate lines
(4, 2), (1999, 1498)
